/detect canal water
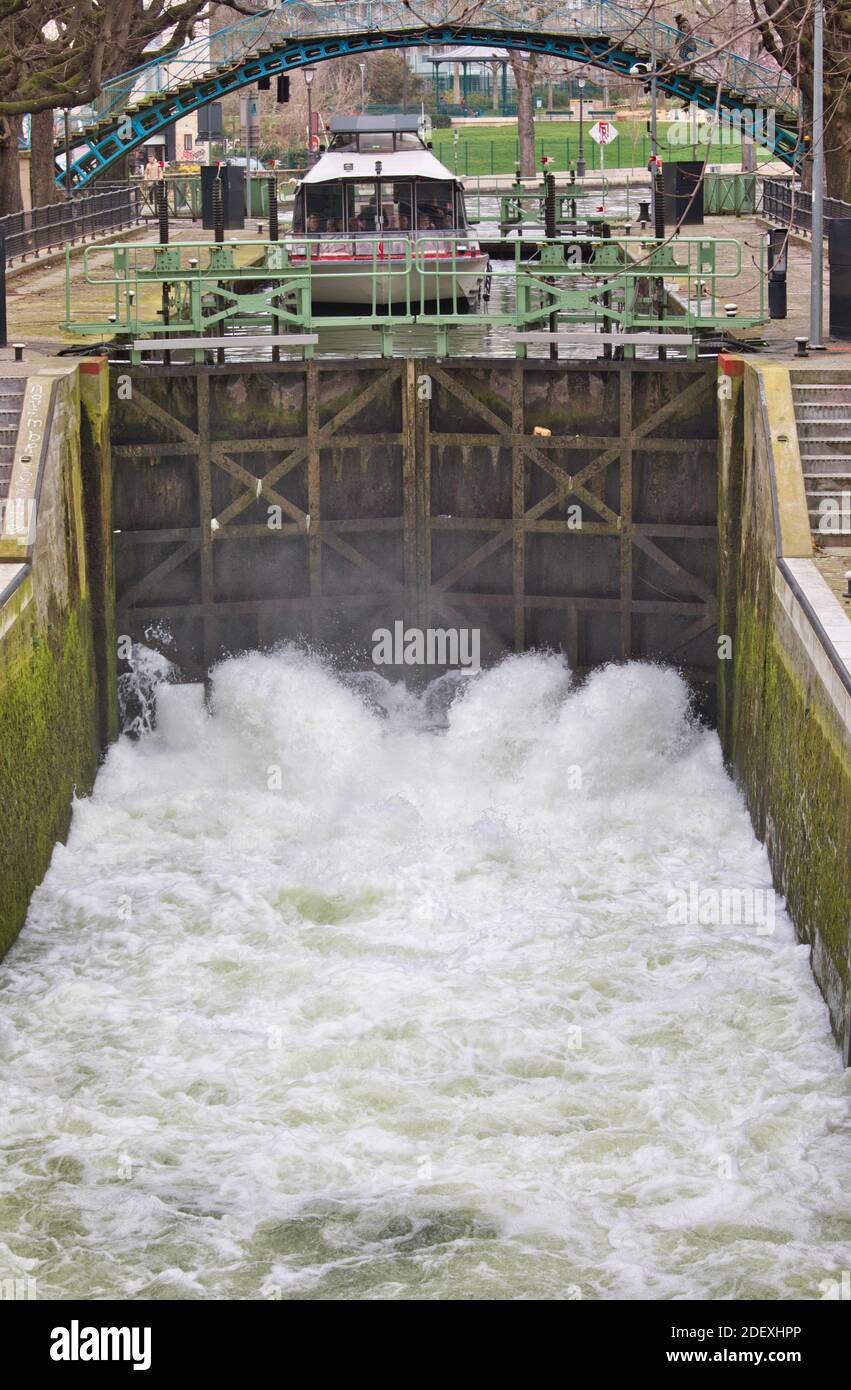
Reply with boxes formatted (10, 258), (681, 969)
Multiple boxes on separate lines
(1, 648), (849, 1300)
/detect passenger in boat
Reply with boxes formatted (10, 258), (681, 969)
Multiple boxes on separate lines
(306, 212), (323, 234)
(397, 212), (411, 231)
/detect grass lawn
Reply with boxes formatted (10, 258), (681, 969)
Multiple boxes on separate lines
(430, 120), (772, 176)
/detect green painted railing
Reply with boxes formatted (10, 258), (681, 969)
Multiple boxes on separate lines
(63, 233), (766, 359)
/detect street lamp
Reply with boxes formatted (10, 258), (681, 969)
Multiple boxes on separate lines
(303, 65), (316, 167)
(359, 62), (366, 112)
(577, 77), (586, 178)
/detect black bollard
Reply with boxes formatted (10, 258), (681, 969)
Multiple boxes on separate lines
(767, 228), (788, 320)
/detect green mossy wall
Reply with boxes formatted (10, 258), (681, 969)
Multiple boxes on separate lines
(0, 596), (99, 955)
(0, 365), (110, 959)
(719, 365), (851, 1061)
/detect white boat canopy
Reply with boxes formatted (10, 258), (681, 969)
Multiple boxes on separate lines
(301, 149), (460, 185)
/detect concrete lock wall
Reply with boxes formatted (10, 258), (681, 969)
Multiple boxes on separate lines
(0, 359), (115, 959)
(718, 356), (851, 1062)
(2, 349), (849, 1068)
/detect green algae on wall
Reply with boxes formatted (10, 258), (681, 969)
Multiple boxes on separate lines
(0, 596), (99, 955)
(718, 359), (851, 1061)
(0, 364), (108, 959)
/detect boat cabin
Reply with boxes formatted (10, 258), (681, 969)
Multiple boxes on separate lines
(292, 114), (471, 240)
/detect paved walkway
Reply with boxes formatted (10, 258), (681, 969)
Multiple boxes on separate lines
(0, 221), (266, 357)
(813, 547), (851, 610)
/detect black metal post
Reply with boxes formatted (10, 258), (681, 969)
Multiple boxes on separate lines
(156, 178), (169, 244)
(654, 169), (665, 239)
(0, 230), (7, 348)
(268, 174), (280, 361)
(213, 178), (224, 244)
(267, 175), (278, 241)
(155, 180), (170, 364)
(544, 171), (557, 238)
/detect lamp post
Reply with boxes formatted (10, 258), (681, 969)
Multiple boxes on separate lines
(303, 65), (316, 168)
(577, 77), (586, 177)
(359, 62), (366, 113)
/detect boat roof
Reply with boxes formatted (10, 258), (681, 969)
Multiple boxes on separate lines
(329, 115), (422, 134)
(301, 149), (459, 184)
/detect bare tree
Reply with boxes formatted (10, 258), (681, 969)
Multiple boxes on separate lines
(0, 1), (255, 215)
(750, 0), (851, 199)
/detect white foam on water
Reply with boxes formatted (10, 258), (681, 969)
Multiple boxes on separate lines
(0, 647), (849, 1300)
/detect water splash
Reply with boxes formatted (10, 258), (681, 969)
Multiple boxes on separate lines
(0, 647), (848, 1300)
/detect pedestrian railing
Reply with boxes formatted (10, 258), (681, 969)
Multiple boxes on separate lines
(0, 185), (142, 265)
(761, 176), (851, 237)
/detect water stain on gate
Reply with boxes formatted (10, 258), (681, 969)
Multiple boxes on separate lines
(111, 358), (718, 693)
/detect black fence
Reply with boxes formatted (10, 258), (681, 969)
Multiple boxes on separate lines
(0, 184), (142, 265)
(761, 176), (851, 236)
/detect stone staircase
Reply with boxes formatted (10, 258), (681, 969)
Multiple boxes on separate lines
(0, 377), (26, 504)
(790, 369), (851, 546)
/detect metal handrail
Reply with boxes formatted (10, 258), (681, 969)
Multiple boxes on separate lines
(761, 176), (851, 237)
(76, 0), (797, 132)
(0, 186), (142, 265)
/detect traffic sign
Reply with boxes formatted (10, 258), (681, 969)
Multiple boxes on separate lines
(588, 120), (619, 146)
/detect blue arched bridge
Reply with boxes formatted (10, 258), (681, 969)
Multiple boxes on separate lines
(57, 0), (800, 189)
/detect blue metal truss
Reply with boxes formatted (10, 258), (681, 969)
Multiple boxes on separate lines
(58, 27), (800, 190)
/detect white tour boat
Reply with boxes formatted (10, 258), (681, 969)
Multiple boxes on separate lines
(290, 114), (488, 306)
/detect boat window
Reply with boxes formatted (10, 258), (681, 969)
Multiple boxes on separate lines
(305, 183), (344, 233)
(357, 132), (394, 152)
(380, 181), (413, 231)
(414, 181), (457, 231)
(292, 188), (305, 233)
(346, 181), (380, 233)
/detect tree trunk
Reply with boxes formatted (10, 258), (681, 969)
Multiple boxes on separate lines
(452, 63), (461, 105)
(825, 124), (851, 203)
(510, 55), (536, 176)
(491, 61), (500, 111)
(0, 115), (23, 217)
(30, 109), (61, 209)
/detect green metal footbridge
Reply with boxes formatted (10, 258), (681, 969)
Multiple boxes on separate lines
(57, 0), (800, 191)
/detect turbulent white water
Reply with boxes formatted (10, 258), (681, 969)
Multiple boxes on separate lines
(1, 649), (849, 1301)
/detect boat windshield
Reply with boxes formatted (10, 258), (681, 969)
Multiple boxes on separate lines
(293, 179), (468, 235)
(328, 131), (425, 153)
